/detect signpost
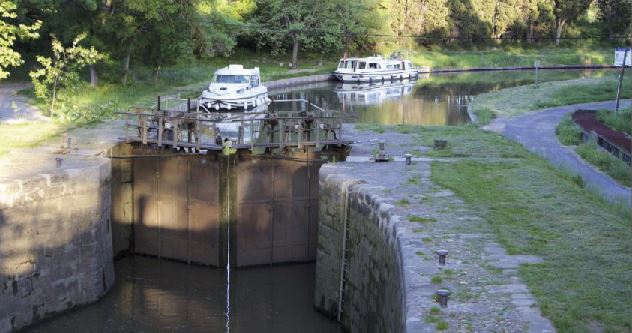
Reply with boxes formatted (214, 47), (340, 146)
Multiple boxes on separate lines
(614, 48), (630, 114)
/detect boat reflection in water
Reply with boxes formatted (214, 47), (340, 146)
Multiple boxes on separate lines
(335, 76), (472, 126)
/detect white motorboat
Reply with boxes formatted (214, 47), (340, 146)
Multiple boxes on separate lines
(333, 56), (419, 82)
(199, 64), (270, 111)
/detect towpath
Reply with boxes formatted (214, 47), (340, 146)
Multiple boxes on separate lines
(486, 100), (631, 206)
(0, 83), (43, 122)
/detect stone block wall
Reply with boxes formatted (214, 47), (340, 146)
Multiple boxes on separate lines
(0, 160), (115, 332)
(315, 171), (406, 333)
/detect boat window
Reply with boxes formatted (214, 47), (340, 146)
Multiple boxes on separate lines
(350, 60), (357, 69)
(358, 62), (366, 69)
(394, 63), (401, 69)
(338, 61), (345, 69)
(216, 75), (250, 84)
(250, 75), (259, 87)
(369, 63), (378, 69)
(386, 64), (394, 69)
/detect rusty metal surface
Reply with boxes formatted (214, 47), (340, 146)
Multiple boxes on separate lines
(128, 150), (322, 267)
(157, 156), (189, 262)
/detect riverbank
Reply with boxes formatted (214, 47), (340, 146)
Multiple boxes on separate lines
(341, 123), (631, 332)
(473, 72), (631, 125)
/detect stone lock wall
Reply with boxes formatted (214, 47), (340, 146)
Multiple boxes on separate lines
(0, 160), (115, 332)
(315, 171), (406, 333)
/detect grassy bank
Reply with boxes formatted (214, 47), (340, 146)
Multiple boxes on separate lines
(472, 73), (631, 124)
(407, 46), (613, 69)
(402, 125), (632, 333)
(556, 113), (631, 187)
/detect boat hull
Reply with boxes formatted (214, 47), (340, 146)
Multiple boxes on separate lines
(333, 69), (419, 82)
(199, 92), (270, 111)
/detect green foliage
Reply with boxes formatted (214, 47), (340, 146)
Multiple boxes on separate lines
(0, 0), (40, 79)
(576, 141), (631, 187)
(597, 0), (632, 38)
(395, 198), (410, 206)
(436, 321), (448, 330)
(596, 108), (631, 136)
(555, 114), (583, 145)
(429, 306), (440, 315)
(29, 33), (105, 119)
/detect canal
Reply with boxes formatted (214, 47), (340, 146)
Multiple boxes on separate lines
(28, 69), (610, 332)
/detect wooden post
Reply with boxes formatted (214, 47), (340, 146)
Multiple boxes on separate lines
(279, 120), (284, 150)
(157, 96), (161, 111)
(615, 50), (628, 114)
(157, 114), (164, 147)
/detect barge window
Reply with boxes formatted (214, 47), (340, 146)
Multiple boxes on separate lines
(358, 62), (366, 69)
(250, 75), (259, 87)
(369, 62), (379, 69)
(216, 75), (250, 84)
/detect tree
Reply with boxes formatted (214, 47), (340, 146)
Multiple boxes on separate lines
(29, 33), (104, 116)
(597, 0), (632, 39)
(0, 0), (40, 79)
(552, 0), (591, 45)
(252, 0), (377, 68)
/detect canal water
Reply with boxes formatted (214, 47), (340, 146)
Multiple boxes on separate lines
(28, 69), (611, 332)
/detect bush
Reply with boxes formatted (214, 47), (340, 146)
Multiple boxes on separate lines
(556, 114), (583, 145)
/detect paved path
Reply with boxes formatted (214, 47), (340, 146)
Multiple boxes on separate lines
(493, 100), (631, 206)
(0, 83), (43, 122)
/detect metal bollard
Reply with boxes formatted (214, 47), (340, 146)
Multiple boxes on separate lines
(55, 157), (62, 168)
(405, 153), (412, 165)
(437, 249), (448, 265)
(436, 289), (450, 308)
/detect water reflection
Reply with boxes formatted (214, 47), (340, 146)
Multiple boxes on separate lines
(269, 69), (614, 126)
(30, 256), (341, 333)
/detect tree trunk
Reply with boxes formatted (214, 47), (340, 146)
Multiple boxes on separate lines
(291, 35), (299, 69)
(122, 46), (132, 85)
(555, 19), (565, 46)
(89, 65), (98, 86)
(527, 20), (534, 43)
(153, 65), (161, 81)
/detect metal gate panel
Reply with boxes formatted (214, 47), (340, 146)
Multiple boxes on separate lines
(236, 159), (273, 203)
(272, 199), (309, 262)
(133, 157), (159, 256)
(235, 203), (272, 266)
(188, 157), (220, 266)
(157, 156), (189, 261)
(188, 202), (220, 266)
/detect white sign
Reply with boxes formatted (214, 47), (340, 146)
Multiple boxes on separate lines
(614, 48), (631, 66)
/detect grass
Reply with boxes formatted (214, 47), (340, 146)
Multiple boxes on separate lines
(576, 142), (631, 187)
(472, 73), (631, 125)
(395, 198), (410, 206)
(436, 321), (448, 331)
(409, 215), (437, 223)
(424, 126), (631, 332)
(0, 121), (68, 156)
(431, 275), (443, 284)
(555, 114), (583, 146)
(404, 46), (613, 69)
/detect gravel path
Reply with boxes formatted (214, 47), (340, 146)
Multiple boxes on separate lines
(0, 83), (43, 122)
(488, 100), (631, 206)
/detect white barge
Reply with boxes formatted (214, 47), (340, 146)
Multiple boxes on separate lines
(199, 65), (270, 111)
(333, 56), (419, 82)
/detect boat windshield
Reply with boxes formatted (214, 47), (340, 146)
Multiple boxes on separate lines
(216, 75), (250, 84)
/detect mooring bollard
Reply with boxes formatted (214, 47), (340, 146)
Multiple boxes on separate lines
(436, 289), (450, 308)
(437, 249), (448, 265)
(405, 153), (412, 165)
(55, 157), (62, 168)
(375, 140), (389, 162)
